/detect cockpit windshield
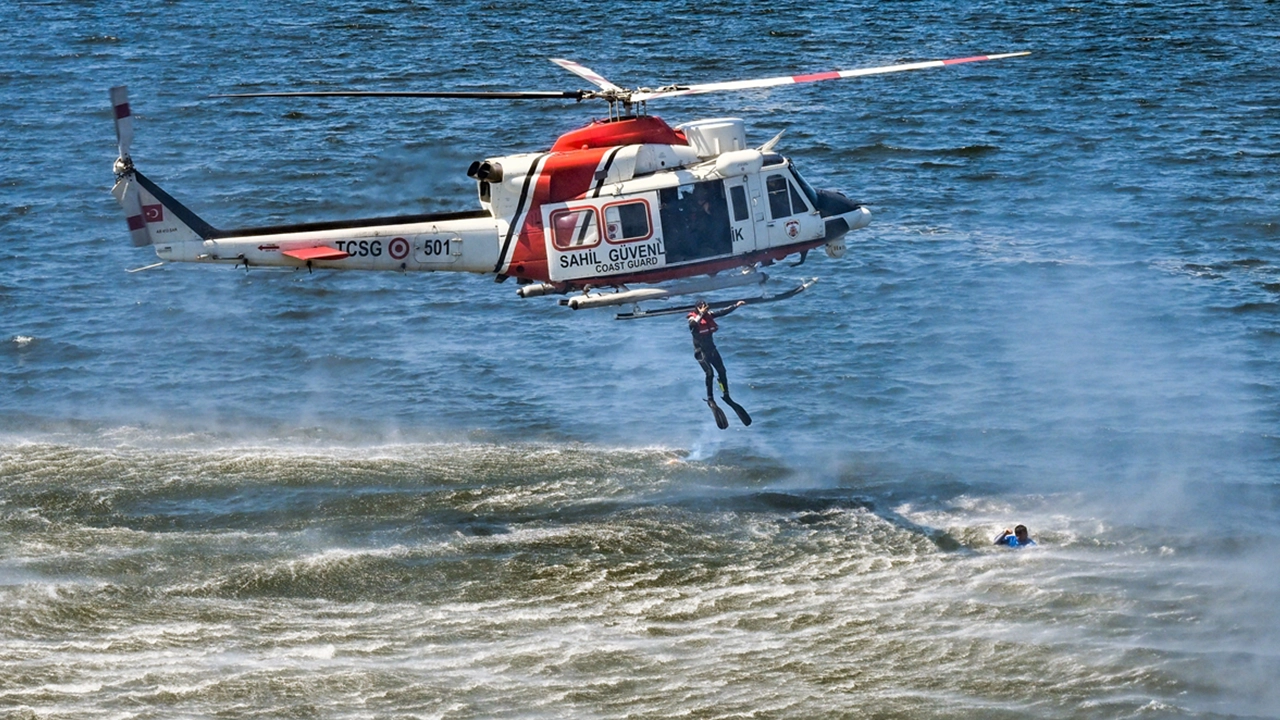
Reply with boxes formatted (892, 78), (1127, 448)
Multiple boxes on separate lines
(788, 162), (821, 208)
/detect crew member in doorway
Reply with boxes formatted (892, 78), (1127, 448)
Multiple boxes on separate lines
(688, 299), (751, 428)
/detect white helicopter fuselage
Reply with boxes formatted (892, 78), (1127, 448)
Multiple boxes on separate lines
(114, 112), (869, 307)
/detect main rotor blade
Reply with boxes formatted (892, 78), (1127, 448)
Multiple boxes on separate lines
(549, 59), (623, 92)
(632, 51), (1031, 102)
(210, 90), (586, 100)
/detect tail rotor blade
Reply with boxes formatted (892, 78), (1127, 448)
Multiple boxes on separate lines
(109, 86), (133, 160)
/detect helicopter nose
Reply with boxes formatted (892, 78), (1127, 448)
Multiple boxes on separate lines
(814, 189), (861, 218)
(815, 189), (870, 241)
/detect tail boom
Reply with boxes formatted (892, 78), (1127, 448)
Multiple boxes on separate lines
(108, 85), (501, 273)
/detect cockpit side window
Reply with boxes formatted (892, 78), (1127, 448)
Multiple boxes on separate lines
(788, 180), (810, 213)
(767, 172), (814, 218)
(766, 174), (791, 219)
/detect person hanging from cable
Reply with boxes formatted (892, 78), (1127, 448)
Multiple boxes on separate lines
(688, 298), (751, 428)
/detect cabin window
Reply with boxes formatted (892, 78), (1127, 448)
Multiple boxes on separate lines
(730, 185), (750, 222)
(551, 208), (600, 250)
(603, 201), (651, 242)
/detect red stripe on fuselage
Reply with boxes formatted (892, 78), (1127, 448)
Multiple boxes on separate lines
(505, 146), (612, 281)
(942, 55), (989, 65)
(114, 103), (131, 119)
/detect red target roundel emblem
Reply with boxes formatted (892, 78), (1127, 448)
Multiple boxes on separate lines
(388, 237), (410, 260)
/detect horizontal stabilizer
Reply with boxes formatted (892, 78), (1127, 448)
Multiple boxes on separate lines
(282, 247), (351, 261)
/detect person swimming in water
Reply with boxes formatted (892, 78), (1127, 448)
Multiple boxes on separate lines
(994, 524), (1036, 548)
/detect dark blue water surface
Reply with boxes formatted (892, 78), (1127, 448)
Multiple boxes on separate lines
(3, 1), (1279, 717)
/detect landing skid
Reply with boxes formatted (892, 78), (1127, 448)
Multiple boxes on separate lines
(562, 266), (766, 311)
(614, 278), (818, 320)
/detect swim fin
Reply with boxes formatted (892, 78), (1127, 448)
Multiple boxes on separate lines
(705, 397), (729, 429)
(720, 394), (752, 426)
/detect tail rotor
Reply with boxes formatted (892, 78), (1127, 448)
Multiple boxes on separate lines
(109, 86), (150, 246)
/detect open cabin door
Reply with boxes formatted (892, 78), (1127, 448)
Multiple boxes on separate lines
(658, 180), (733, 265)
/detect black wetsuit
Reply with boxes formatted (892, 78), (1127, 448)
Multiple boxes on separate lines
(688, 304), (740, 399)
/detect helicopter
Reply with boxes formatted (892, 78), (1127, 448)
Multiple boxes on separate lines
(110, 52), (1028, 318)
